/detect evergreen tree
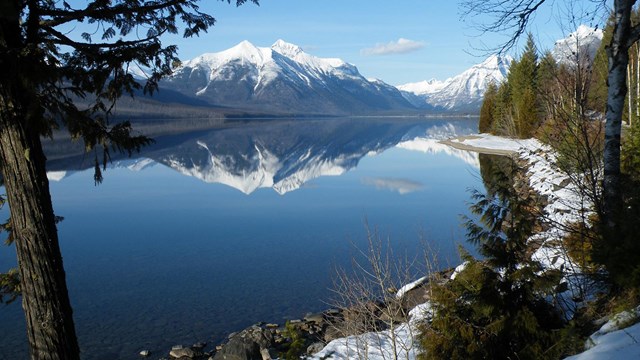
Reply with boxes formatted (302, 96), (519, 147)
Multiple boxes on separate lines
(492, 81), (516, 136)
(461, 0), (640, 267)
(508, 33), (540, 138)
(479, 82), (499, 133)
(0, 1), (257, 359)
(419, 161), (571, 360)
(537, 51), (559, 121)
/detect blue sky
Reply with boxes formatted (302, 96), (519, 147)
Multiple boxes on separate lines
(164, 1), (606, 85)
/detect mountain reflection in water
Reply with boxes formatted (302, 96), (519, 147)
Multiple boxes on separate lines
(1, 117), (482, 360)
(45, 118), (479, 193)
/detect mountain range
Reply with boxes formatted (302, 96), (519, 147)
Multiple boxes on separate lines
(133, 27), (603, 116)
(161, 40), (413, 115)
(397, 25), (603, 112)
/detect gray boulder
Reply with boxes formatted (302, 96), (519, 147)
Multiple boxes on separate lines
(170, 347), (198, 359)
(213, 326), (273, 360)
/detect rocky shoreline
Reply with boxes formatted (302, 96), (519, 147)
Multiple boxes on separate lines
(138, 274), (435, 360)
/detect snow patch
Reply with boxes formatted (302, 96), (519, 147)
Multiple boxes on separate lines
(565, 307), (640, 359)
(310, 302), (432, 360)
(396, 276), (428, 299)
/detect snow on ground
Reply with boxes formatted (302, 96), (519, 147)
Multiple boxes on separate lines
(310, 303), (432, 360)
(395, 276), (428, 299)
(310, 133), (635, 359)
(445, 134), (586, 269)
(451, 134), (600, 313)
(446, 133), (539, 153)
(565, 307), (640, 360)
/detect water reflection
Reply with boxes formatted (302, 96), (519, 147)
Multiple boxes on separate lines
(361, 177), (424, 194)
(478, 153), (517, 196)
(44, 118), (478, 193)
(0, 117), (484, 360)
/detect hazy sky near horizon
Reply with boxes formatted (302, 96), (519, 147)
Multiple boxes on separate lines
(162, 0), (608, 85)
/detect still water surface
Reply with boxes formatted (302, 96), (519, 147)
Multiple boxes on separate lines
(0, 117), (483, 359)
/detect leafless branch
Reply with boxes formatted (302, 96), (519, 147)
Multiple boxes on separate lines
(460, 0), (610, 54)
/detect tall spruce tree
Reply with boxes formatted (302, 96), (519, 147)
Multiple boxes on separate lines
(493, 80), (515, 136)
(0, 1), (257, 359)
(508, 33), (539, 138)
(537, 50), (559, 121)
(479, 82), (499, 133)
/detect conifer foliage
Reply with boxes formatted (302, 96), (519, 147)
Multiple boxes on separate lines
(480, 34), (542, 138)
(479, 82), (498, 133)
(419, 159), (572, 360)
(509, 34), (540, 138)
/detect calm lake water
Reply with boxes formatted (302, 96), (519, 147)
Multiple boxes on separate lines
(0, 117), (483, 359)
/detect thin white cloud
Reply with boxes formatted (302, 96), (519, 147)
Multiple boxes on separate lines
(361, 177), (424, 195)
(361, 38), (425, 56)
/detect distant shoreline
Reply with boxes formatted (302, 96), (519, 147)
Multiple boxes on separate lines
(440, 135), (521, 156)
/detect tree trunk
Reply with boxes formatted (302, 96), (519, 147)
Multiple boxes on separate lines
(603, 0), (633, 233)
(0, 2), (79, 358)
(0, 114), (80, 360)
(636, 44), (639, 124)
(628, 63), (632, 124)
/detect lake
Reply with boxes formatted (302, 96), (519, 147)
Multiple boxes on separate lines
(0, 117), (483, 360)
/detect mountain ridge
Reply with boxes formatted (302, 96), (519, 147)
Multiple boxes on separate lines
(397, 25), (603, 113)
(397, 54), (513, 112)
(130, 27), (603, 116)
(161, 39), (414, 115)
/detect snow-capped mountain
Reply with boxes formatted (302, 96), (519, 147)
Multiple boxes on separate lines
(397, 25), (602, 113)
(397, 54), (512, 112)
(552, 25), (603, 65)
(162, 40), (413, 115)
(396, 79), (446, 96)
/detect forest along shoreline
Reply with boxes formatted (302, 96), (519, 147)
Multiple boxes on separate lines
(149, 134), (585, 360)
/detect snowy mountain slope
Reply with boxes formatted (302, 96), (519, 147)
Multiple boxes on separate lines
(162, 40), (414, 115)
(552, 25), (603, 65)
(397, 79), (446, 96)
(398, 25), (602, 113)
(397, 54), (512, 112)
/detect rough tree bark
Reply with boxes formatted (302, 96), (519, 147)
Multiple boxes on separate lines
(0, 2), (81, 358)
(603, 0), (634, 232)
(0, 117), (80, 359)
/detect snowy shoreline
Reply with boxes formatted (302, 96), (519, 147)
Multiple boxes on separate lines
(310, 133), (640, 360)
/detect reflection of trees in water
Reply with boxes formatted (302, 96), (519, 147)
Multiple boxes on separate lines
(478, 153), (516, 198)
(472, 153), (541, 263)
(478, 153), (547, 238)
